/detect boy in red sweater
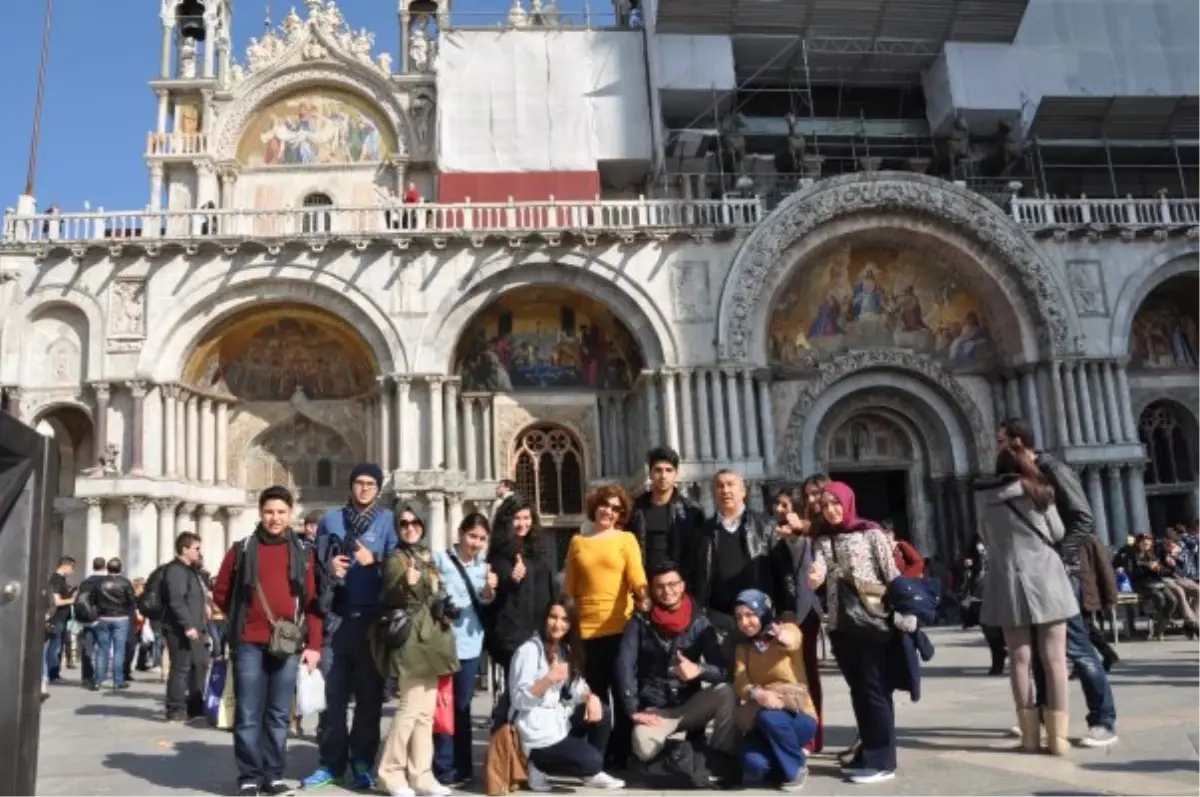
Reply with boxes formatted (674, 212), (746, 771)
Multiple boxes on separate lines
(213, 485), (324, 797)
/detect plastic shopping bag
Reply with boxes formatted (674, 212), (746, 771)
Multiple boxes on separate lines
(204, 659), (228, 728)
(433, 674), (455, 736)
(140, 621), (155, 647)
(296, 666), (327, 717)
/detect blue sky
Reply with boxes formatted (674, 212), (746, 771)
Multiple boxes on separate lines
(0, 0), (604, 214)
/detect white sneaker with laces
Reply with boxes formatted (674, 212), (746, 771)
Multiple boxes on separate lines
(525, 763), (551, 793)
(848, 769), (895, 785)
(416, 786), (451, 797)
(782, 766), (809, 792)
(582, 772), (625, 790)
(388, 789), (415, 797)
(1079, 726), (1118, 748)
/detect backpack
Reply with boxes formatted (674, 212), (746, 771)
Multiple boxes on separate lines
(138, 563), (171, 620)
(72, 585), (97, 624)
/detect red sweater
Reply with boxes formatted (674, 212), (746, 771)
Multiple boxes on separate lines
(213, 541), (323, 652)
(893, 540), (924, 579)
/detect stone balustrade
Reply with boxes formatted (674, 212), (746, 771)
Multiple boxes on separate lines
(1011, 194), (1200, 232)
(146, 131), (208, 156)
(1, 196), (764, 249)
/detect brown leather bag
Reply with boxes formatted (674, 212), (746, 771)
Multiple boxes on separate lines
(484, 723), (528, 796)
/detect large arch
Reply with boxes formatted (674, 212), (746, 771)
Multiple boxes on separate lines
(717, 172), (1079, 363)
(137, 268), (407, 381)
(416, 257), (675, 374)
(1109, 243), (1200, 356)
(1, 289), (105, 383)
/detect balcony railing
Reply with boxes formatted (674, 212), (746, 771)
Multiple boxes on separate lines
(1010, 194), (1200, 231)
(146, 132), (208, 156)
(3, 196), (764, 247)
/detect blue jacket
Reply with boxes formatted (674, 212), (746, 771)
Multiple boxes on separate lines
(885, 576), (938, 702)
(316, 506), (397, 624)
(434, 548), (494, 660)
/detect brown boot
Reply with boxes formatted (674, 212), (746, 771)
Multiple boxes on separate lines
(1044, 709), (1070, 756)
(1016, 708), (1041, 753)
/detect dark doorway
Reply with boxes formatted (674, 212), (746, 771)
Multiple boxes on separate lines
(1147, 491), (1195, 535)
(830, 469), (910, 541)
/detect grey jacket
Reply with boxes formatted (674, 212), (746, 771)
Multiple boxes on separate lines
(975, 478), (1078, 627)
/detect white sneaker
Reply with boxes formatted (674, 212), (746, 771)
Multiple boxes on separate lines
(525, 763), (551, 793)
(781, 767), (809, 792)
(416, 786), (451, 797)
(388, 790), (415, 797)
(848, 769), (895, 785)
(582, 772), (625, 790)
(1079, 726), (1118, 748)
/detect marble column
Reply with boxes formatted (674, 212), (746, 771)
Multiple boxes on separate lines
(614, 396), (627, 475)
(1004, 373), (1021, 425)
(1061, 363), (1082, 446)
(126, 497), (154, 577)
(176, 503), (196, 538)
(427, 492), (447, 552)
(225, 507), (245, 549)
(678, 368), (696, 460)
(443, 379), (460, 473)
(395, 377), (413, 470)
(641, 372), (662, 449)
(428, 377), (445, 470)
(129, 381), (148, 475)
(85, 498), (103, 567)
(1126, 463), (1151, 534)
(155, 499), (177, 567)
(1083, 467), (1110, 546)
(990, 380), (1007, 422)
(1115, 363), (1138, 442)
(162, 385), (178, 478)
(197, 504), (220, 567)
(695, 370), (713, 461)
(379, 379), (393, 472)
(711, 368), (728, 461)
(447, 494), (464, 535)
(725, 369), (745, 460)
(364, 397), (377, 463)
(698, 478), (715, 515)
(462, 397), (478, 480)
(1088, 364), (1111, 444)
(1105, 466), (1129, 543)
(1048, 363), (1070, 449)
(661, 370), (680, 452)
(742, 367), (761, 460)
(1020, 368), (1044, 446)
(199, 397), (214, 483)
(927, 479), (946, 558)
(185, 393), (200, 480)
(1101, 362), (1123, 444)
(756, 372), (777, 473)
(92, 383), (111, 469)
(1074, 363), (1097, 444)
(215, 400), (228, 484)
(953, 481), (971, 560)
(747, 481), (765, 513)
(175, 392), (187, 477)
(481, 396), (494, 480)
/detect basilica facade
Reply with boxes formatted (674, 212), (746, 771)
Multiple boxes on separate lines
(1, 0), (1197, 576)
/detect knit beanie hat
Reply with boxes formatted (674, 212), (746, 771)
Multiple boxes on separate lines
(349, 462), (384, 488)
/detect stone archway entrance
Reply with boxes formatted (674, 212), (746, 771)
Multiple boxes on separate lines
(33, 405), (94, 564)
(824, 414), (917, 543)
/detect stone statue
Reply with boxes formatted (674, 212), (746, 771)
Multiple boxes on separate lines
(229, 61), (245, 85)
(179, 38), (198, 78)
(719, 112), (747, 174)
(785, 112), (806, 168)
(410, 93), (435, 152)
(351, 28), (374, 63)
(948, 112), (971, 178)
(282, 8), (305, 42)
(246, 36), (270, 69)
(508, 0), (529, 27)
(409, 20), (431, 73)
(377, 52), (392, 73)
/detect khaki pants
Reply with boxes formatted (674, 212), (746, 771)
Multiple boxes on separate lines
(631, 683), (737, 762)
(378, 674), (439, 793)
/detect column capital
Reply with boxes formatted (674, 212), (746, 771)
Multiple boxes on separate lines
(376, 374), (392, 389)
(394, 374), (412, 388)
(3, 385), (22, 402)
(753, 367), (772, 382)
(125, 496), (149, 511)
(153, 498), (178, 512)
(178, 502), (197, 515)
(461, 394), (477, 408)
(128, 380), (148, 398)
(396, 491), (418, 503)
(91, 381), (111, 402)
(720, 365), (742, 378)
(198, 504), (220, 518)
(426, 375), (445, 389)
(84, 497), (103, 509)
(225, 506), (246, 521)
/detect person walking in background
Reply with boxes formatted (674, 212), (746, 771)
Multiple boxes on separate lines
(433, 513), (498, 788)
(628, 446), (705, 570)
(83, 557), (137, 692)
(77, 557), (108, 686)
(162, 531), (209, 721)
(1077, 533), (1120, 671)
(562, 483), (648, 770)
(44, 556), (77, 684)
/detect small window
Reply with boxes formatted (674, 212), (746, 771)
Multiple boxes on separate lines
(302, 192), (333, 234)
(316, 458), (333, 487)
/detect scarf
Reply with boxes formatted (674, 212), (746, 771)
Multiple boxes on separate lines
(343, 502), (378, 546)
(822, 481), (880, 534)
(649, 594), (693, 638)
(239, 523), (300, 590)
(734, 588), (776, 653)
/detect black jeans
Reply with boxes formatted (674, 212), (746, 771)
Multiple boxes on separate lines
(830, 631), (897, 772)
(317, 615), (385, 773)
(165, 629), (209, 717)
(527, 704), (610, 779)
(582, 634), (631, 767)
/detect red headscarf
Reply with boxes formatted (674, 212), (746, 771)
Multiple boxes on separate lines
(822, 481), (880, 534)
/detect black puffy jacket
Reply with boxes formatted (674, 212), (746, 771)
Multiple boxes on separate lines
(84, 574), (137, 619)
(614, 607), (727, 717)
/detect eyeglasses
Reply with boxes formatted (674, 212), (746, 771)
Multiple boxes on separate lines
(599, 502), (623, 512)
(653, 580), (683, 591)
(399, 519), (421, 528)
(353, 480), (379, 489)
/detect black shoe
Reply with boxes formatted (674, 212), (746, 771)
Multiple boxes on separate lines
(116, 682), (131, 691)
(165, 713), (186, 723)
(663, 740), (697, 786)
(86, 682), (100, 692)
(261, 781), (293, 795)
(988, 659), (1005, 676)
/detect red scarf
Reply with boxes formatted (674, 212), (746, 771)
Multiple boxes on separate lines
(649, 594), (693, 638)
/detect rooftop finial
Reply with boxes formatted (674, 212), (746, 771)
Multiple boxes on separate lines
(264, 0), (272, 31)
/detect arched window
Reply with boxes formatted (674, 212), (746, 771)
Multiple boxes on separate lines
(511, 425), (585, 518)
(301, 192), (333, 234)
(316, 458), (334, 487)
(1139, 402), (1197, 486)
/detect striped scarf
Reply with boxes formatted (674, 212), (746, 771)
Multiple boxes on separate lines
(343, 503), (378, 546)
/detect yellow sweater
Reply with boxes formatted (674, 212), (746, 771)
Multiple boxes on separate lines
(732, 623), (817, 717)
(563, 530), (647, 639)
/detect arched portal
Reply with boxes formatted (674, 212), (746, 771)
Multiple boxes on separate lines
(31, 404), (94, 565)
(1138, 400), (1199, 528)
(1127, 273), (1199, 371)
(180, 302), (377, 497)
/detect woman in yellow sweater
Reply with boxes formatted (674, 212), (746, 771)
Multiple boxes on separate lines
(732, 589), (818, 792)
(562, 482), (648, 769)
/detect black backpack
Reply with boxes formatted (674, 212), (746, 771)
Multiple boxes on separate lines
(138, 563), (171, 620)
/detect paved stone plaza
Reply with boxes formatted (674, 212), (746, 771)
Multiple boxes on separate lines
(36, 628), (1199, 796)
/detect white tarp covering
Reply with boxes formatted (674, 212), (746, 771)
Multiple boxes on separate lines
(437, 29), (653, 172)
(655, 35), (735, 92)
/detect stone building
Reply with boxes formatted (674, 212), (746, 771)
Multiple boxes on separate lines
(0, 0), (1197, 575)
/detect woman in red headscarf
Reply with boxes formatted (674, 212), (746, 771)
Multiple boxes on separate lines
(806, 481), (900, 785)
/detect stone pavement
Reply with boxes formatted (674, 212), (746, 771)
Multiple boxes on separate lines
(37, 627), (1199, 796)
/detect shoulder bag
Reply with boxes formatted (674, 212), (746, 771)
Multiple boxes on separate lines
(254, 581), (305, 659)
(447, 553), (486, 619)
(1003, 500), (1060, 551)
(830, 533), (891, 642)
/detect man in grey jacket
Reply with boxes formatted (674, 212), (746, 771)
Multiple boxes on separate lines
(162, 531), (209, 721)
(997, 419), (1118, 748)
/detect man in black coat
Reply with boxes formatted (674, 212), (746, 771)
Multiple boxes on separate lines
(616, 561), (734, 787)
(627, 446), (706, 572)
(998, 418), (1118, 748)
(161, 531), (210, 721)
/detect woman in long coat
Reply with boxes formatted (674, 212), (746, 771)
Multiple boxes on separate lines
(975, 449), (1077, 756)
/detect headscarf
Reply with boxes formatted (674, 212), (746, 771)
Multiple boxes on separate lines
(734, 589), (776, 651)
(822, 481), (880, 534)
(396, 505), (428, 556)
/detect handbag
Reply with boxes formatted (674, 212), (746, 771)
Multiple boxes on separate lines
(831, 536), (891, 642)
(379, 606), (414, 650)
(254, 581), (305, 659)
(433, 674), (455, 735)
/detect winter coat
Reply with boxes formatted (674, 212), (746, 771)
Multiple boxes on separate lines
(381, 546), (459, 680)
(614, 607), (727, 717)
(1077, 534), (1119, 613)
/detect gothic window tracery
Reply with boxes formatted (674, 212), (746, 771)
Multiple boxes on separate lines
(242, 414), (355, 493)
(511, 425), (584, 518)
(1139, 403), (1197, 486)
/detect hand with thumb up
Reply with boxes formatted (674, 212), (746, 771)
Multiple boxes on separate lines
(511, 553), (527, 584)
(405, 555), (421, 586)
(673, 649), (701, 682)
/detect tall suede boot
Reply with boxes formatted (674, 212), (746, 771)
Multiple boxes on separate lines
(1016, 708), (1041, 753)
(1044, 709), (1070, 756)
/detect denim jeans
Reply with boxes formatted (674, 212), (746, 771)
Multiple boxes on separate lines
(44, 621), (65, 681)
(234, 643), (301, 788)
(1033, 574), (1117, 731)
(743, 710), (819, 784)
(527, 704), (610, 779)
(316, 615), (385, 774)
(92, 618), (130, 688)
(433, 656), (480, 783)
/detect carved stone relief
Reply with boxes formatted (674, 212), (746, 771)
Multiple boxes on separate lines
(108, 280), (146, 339)
(390, 254), (426, 315)
(46, 337), (81, 384)
(408, 90), (436, 160)
(1068, 260), (1108, 317)
(720, 172), (1076, 361)
(671, 260), (711, 322)
(25, 305), (88, 387)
